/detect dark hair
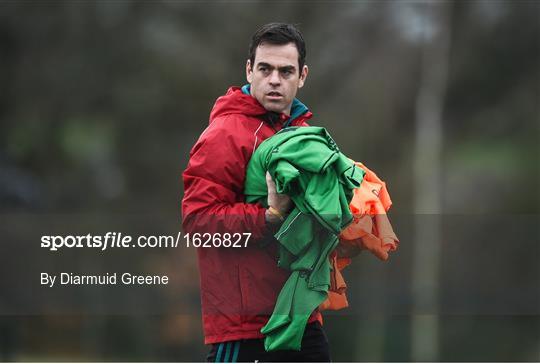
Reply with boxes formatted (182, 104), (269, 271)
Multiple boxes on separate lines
(248, 23), (306, 73)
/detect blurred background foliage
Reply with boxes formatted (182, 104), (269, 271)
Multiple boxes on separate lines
(0, 0), (538, 361)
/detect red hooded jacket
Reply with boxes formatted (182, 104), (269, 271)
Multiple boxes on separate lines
(182, 86), (322, 344)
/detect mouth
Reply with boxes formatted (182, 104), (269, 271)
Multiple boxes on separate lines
(266, 91), (283, 100)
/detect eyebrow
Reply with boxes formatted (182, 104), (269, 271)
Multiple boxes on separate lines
(257, 62), (296, 72)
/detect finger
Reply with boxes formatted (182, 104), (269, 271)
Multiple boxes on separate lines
(266, 172), (277, 193)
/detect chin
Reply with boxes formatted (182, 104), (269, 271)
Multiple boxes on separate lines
(263, 103), (285, 114)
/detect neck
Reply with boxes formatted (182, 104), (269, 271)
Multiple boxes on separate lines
(282, 104), (292, 116)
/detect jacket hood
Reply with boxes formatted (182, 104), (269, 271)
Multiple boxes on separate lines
(209, 86), (266, 122)
(209, 85), (311, 127)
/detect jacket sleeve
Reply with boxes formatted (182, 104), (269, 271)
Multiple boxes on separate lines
(181, 116), (269, 239)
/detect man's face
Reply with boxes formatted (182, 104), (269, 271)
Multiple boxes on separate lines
(246, 42), (308, 115)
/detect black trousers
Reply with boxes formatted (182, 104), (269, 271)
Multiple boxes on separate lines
(206, 322), (331, 362)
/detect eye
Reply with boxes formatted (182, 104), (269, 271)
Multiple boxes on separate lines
(281, 69), (293, 77)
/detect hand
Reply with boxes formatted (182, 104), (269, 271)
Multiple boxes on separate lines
(266, 172), (292, 221)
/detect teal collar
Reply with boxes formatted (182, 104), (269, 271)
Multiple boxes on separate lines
(241, 84), (309, 127)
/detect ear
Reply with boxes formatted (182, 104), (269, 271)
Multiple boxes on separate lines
(246, 59), (253, 84)
(298, 65), (309, 89)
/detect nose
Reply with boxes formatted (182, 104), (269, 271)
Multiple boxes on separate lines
(269, 69), (280, 86)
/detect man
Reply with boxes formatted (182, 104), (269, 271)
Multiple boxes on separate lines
(182, 23), (331, 362)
